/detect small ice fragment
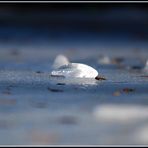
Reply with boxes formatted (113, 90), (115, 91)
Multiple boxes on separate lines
(51, 63), (98, 79)
(51, 55), (101, 79)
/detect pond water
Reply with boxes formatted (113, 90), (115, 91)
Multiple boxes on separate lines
(0, 42), (148, 145)
(0, 4), (148, 145)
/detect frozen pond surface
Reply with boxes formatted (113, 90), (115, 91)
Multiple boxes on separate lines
(0, 45), (148, 145)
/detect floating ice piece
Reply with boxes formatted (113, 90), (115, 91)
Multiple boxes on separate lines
(51, 55), (104, 80)
(51, 63), (98, 78)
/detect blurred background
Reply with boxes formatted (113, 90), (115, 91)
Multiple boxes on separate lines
(0, 3), (148, 45)
(0, 2), (148, 63)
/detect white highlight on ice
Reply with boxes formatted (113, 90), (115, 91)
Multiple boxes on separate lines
(51, 55), (98, 78)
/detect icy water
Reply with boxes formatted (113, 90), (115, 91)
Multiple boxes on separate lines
(1, 4), (148, 144)
(0, 43), (148, 145)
